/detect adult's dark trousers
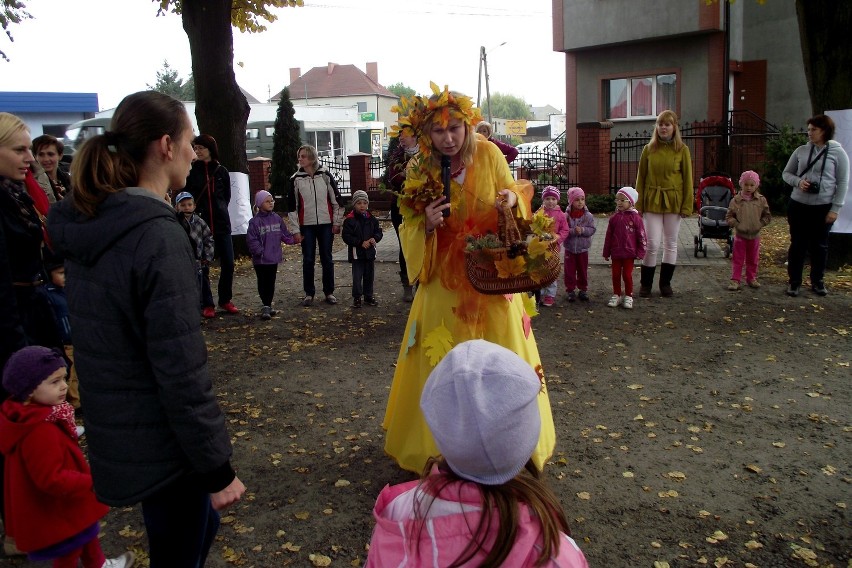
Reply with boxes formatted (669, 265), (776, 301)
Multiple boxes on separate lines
(391, 214), (409, 286)
(141, 475), (220, 568)
(198, 265), (214, 308)
(300, 223), (335, 297)
(787, 200), (833, 287)
(213, 234), (235, 306)
(352, 259), (375, 298)
(253, 263), (278, 306)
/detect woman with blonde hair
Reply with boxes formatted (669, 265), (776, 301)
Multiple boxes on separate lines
(382, 83), (555, 475)
(635, 109), (693, 297)
(47, 91), (245, 567)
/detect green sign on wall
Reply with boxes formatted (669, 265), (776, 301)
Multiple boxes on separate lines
(360, 112), (376, 121)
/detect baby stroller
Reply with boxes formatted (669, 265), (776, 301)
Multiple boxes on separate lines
(694, 172), (735, 258)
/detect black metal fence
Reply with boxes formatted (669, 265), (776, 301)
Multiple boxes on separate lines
(610, 111), (800, 193)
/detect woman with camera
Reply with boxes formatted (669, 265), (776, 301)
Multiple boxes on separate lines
(782, 114), (848, 297)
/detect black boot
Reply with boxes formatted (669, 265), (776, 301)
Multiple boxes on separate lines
(659, 263), (675, 297)
(639, 265), (656, 298)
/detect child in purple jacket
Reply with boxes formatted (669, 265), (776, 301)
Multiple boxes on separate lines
(563, 187), (597, 302)
(536, 186), (570, 307)
(602, 187), (647, 309)
(246, 191), (296, 320)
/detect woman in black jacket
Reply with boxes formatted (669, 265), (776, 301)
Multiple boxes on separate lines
(183, 134), (239, 314)
(47, 91), (245, 568)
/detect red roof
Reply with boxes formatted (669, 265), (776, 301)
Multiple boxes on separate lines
(273, 63), (395, 101)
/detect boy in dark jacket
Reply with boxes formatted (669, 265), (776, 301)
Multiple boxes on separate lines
(175, 192), (216, 319)
(342, 190), (383, 308)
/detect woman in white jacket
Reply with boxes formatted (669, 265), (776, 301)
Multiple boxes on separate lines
(782, 114), (849, 297)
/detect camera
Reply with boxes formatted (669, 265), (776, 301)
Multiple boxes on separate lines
(807, 181), (820, 193)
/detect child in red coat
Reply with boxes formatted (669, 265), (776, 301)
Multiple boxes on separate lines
(0, 346), (134, 568)
(603, 187), (647, 309)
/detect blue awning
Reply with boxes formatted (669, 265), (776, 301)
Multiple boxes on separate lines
(0, 92), (99, 113)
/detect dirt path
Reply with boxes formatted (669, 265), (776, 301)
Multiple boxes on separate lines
(6, 245), (848, 568)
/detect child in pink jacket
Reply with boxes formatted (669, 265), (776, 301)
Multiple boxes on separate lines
(536, 186), (570, 307)
(366, 340), (589, 568)
(603, 187), (647, 309)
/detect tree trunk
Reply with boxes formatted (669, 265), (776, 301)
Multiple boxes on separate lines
(181, 0), (250, 174)
(796, 0), (852, 115)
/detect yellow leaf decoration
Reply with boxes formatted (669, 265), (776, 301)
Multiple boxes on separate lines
(494, 255), (527, 278)
(530, 209), (555, 237)
(423, 321), (454, 367)
(526, 237), (551, 261)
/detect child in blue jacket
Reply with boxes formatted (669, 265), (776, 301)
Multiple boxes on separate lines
(246, 191), (296, 320)
(342, 190), (383, 308)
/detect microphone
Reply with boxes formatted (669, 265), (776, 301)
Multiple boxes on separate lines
(441, 154), (451, 218)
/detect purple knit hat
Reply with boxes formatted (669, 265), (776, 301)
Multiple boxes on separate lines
(2, 346), (67, 402)
(567, 187), (585, 208)
(254, 190), (272, 209)
(541, 185), (560, 201)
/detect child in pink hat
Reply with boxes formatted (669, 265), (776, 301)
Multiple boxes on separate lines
(535, 186), (570, 307)
(602, 187), (647, 309)
(563, 187), (597, 303)
(725, 170), (771, 290)
(246, 191), (296, 320)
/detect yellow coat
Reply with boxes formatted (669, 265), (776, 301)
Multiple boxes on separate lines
(635, 142), (694, 216)
(382, 139), (556, 473)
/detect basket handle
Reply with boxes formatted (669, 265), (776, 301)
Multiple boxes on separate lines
(498, 202), (523, 247)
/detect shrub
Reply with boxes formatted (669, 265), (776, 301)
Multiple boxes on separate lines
(586, 193), (615, 214)
(761, 125), (806, 214)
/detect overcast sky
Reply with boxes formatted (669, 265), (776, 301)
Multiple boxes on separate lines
(4, 0), (565, 113)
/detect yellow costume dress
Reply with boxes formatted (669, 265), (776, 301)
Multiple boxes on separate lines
(382, 138), (556, 473)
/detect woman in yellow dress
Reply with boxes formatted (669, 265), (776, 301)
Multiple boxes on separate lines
(383, 84), (556, 473)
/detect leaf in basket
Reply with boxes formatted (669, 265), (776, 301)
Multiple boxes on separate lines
(423, 321), (454, 367)
(494, 255), (527, 278)
(528, 262), (553, 284)
(526, 237), (551, 260)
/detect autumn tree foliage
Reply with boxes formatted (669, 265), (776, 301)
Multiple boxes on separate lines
(155, 0), (303, 173)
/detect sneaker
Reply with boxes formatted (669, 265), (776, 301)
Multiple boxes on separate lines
(728, 280), (740, 291)
(812, 283), (828, 296)
(622, 296), (634, 309)
(103, 551), (136, 568)
(352, 297), (362, 309)
(219, 302), (239, 314)
(365, 296), (378, 306)
(542, 295), (555, 307)
(747, 280), (761, 289)
(260, 306), (271, 320)
(75, 425), (85, 438)
(301, 296), (314, 307)
(325, 294), (339, 305)
(785, 285), (800, 297)
(566, 291), (576, 303)
(202, 306), (216, 319)
(578, 290), (589, 302)
(269, 307), (277, 316)
(638, 285), (652, 298)
(607, 294), (623, 308)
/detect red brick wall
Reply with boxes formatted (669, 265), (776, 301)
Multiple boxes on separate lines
(576, 121), (613, 195)
(247, 158), (272, 205)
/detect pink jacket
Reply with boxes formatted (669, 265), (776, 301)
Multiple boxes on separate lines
(366, 478), (589, 567)
(602, 209), (647, 261)
(537, 205), (570, 247)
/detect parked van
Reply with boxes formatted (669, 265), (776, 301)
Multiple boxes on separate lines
(62, 117), (111, 158)
(245, 120), (307, 160)
(515, 140), (560, 169)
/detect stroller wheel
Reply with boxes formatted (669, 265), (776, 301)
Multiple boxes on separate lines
(703, 246), (708, 258)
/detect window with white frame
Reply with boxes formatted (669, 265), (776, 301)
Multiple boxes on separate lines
(604, 73), (677, 120)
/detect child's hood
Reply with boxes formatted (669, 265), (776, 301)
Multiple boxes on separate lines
(0, 399), (53, 455)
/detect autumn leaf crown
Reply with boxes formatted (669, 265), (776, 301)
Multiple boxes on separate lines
(390, 82), (482, 160)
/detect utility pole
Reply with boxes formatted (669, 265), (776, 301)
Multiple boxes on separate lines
(477, 42), (506, 125)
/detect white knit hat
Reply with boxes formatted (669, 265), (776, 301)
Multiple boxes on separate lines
(617, 186), (638, 207)
(420, 340), (542, 485)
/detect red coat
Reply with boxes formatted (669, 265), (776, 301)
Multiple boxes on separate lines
(0, 400), (108, 552)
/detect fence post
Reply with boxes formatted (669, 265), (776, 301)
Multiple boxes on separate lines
(577, 121), (613, 195)
(347, 153), (371, 193)
(247, 157), (272, 203)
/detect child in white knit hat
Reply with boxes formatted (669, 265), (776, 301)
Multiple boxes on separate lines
(366, 340), (589, 567)
(602, 187), (647, 309)
(342, 190), (383, 308)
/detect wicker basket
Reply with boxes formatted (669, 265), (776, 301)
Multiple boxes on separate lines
(465, 204), (561, 295)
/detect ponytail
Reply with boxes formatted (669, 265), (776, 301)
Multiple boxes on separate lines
(69, 91), (189, 218)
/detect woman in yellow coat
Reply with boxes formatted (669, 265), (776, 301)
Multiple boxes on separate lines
(635, 110), (693, 297)
(382, 84), (556, 474)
